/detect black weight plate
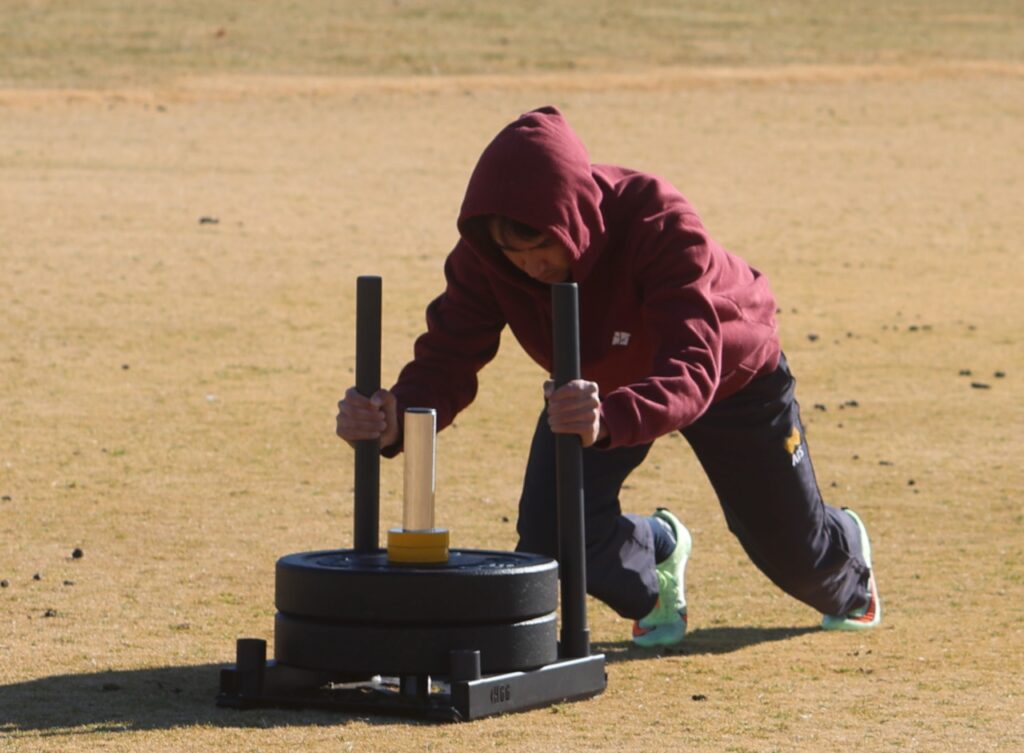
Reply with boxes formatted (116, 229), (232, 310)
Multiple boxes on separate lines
(274, 610), (557, 676)
(275, 549), (558, 625)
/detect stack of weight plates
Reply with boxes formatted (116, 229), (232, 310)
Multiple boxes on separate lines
(274, 549), (559, 676)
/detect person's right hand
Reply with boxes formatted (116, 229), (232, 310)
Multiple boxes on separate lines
(335, 387), (399, 449)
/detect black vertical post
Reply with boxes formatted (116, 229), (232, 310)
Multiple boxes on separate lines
(354, 275), (382, 553)
(551, 283), (590, 659)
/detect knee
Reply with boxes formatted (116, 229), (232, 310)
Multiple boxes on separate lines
(582, 515), (659, 620)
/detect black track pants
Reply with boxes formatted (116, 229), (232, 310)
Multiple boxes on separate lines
(515, 355), (871, 621)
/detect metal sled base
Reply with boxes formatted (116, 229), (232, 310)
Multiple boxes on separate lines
(217, 638), (606, 722)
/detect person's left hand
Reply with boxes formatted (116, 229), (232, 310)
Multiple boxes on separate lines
(544, 379), (607, 447)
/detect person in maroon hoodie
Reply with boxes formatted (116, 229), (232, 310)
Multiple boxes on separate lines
(336, 106), (881, 645)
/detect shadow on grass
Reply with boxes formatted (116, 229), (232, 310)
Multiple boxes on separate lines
(593, 624), (819, 663)
(0, 626), (815, 734)
(0, 663), (407, 735)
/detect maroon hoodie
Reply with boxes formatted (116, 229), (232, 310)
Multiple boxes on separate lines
(389, 106), (780, 450)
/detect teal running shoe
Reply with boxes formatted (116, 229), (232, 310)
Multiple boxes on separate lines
(822, 508), (882, 631)
(632, 508), (692, 648)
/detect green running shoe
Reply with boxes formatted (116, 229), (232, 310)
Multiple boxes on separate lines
(632, 508), (692, 648)
(822, 508), (882, 631)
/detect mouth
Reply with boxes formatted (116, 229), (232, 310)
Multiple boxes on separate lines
(533, 269), (568, 284)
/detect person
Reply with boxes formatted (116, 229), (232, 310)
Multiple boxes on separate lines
(335, 106), (881, 646)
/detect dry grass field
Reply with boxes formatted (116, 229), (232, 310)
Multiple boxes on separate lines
(2, 2), (1023, 751)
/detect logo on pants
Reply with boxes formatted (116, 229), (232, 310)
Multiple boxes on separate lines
(785, 426), (805, 467)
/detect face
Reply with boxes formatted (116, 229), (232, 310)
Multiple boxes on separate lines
(488, 218), (573, 284)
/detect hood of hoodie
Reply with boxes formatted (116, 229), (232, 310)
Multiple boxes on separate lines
(456, 106), (608, 285)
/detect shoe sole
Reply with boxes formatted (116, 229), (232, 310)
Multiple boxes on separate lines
(822, 573), (881, 631)
(633, 611), (688, 647)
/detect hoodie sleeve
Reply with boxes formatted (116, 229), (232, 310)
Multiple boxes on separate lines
(387, 241), (507, 454)
(597, 210), (724, 447)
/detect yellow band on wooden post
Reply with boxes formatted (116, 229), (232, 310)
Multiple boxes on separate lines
(387, 528), (450, 564)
